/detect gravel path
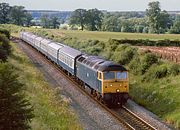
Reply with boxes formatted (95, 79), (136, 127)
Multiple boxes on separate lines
(14, 39), (126, 130)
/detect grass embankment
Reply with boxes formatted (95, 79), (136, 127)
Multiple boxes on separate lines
(130, 73), (180, 127)
(8, 42), (82, 130)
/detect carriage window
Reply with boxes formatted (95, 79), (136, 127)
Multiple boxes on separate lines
(116, 72), (127, 79)
(104, 71), (115, 80)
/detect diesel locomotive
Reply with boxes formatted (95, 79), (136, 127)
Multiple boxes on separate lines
(20, 31), (129, 107)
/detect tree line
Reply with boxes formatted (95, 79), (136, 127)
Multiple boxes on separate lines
(69, 1), (180, 34)
(0, 2), (32, 26)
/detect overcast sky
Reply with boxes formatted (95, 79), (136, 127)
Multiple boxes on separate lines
(1, 0), (180, 11)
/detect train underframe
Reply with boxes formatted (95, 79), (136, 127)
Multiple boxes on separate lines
(79, 81), (129, 108)
(103, 93), (129, 107)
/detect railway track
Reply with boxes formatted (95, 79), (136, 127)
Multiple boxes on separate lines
(12, 37), (157, 130)
(113, 106), (157, 130)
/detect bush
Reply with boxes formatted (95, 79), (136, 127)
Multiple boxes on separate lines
(108, 39), (120, 51)
(112, 44), (137, 65)
(140, 53), (158, 74)
(0, 47), (7, 62)
(0, 28), (10, 39)
(143, 64), (168, 81)
(88, 39), (99, 46)
(129, 55), (141, 75)
(0, 63), (34, 130)
(0, 34), (11, 62)
(168, 64), (180, 76)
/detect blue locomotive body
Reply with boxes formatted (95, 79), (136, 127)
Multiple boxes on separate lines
(76, 57), (102, 92)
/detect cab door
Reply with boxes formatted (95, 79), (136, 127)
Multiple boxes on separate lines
(97, 71), (102, 93)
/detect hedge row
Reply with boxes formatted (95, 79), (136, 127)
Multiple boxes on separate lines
(111, 39), (180, 46)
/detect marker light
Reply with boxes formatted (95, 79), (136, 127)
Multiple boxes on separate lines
(116, 89), (120, 92)
(110, 84), (113, 87)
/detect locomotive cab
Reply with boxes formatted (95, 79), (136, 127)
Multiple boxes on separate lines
(98, 71), (129, 94)
(97, 64), (129, 106)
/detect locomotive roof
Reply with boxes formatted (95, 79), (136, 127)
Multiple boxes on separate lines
(98, 62), (127, 72)
(78, 55), (127, 72)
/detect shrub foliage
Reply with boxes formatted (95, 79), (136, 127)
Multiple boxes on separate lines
(0, 31), (11, 62)
(0, 63), (34, 130)
(0, 28), (10, 39)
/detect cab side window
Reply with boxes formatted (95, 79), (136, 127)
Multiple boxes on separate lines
(98, 72), (102, 80)
(99, 72), (102, 79)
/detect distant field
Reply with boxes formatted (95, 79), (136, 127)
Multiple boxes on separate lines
(48, 29), (180, 41)
(1, 24), (180, 41)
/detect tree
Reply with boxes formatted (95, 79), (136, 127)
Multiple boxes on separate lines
(9, 6), (27, 25)
(101, 15), (120, 32)
(135, 25), (144, 33)
(40, 14), (50, 28)
(0, 63), (34, 129)
(120, 19), (134, 32)
(69, 9), (87, 30)
(146, 1), (170, 34)
(169, 20), (180, 34)
(159, 10), (171, 33)
(0, 3), (11, 24)
(86, 9), (103, 31)
(25, 13), (33, 26)
(0, 3), (32, 26)
(51, 16), (60, 29)
(146, 1), (161, 33)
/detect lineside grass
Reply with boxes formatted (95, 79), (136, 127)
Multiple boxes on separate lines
(129, 72), (180, 128)
(8, 42), (82, 130)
